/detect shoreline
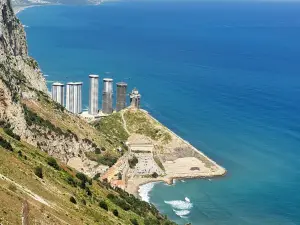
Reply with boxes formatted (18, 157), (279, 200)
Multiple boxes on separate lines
(124, 109), (227, 198)
(135, 169), (227, 199)
(14, 5), (40, 15)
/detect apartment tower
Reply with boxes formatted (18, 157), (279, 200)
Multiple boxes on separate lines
(116, 82), (127, 112)
(51, 82), (64, 106)
(66, 82), (83, 114)
(102, 78), (113, 114)
(89, 74), (99, 115)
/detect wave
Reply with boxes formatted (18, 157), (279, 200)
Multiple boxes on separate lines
(138, 182), (158, 203)
(173, 209), (190, 218)
(22, 25), (29, 28)
(164, 200), (193, 210)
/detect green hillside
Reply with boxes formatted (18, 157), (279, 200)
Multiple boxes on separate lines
(0, 125), (175, 225)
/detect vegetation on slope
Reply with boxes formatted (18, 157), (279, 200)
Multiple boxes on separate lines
(124, 110), (172, 144)
(23, 92), (123, 166)
(0, 126), (176, 225)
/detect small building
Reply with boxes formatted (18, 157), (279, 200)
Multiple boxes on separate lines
(129, 88), (141, 109)
(127, 134), (153, 153)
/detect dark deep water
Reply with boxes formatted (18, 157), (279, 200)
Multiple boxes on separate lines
(19, 1), (300, 224)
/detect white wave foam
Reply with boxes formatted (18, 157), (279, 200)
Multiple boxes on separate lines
(22, 25), (29, 28)
(138, 182), (158, 203)
(173, 209), (190, 217)
(164, 200), (193, 210)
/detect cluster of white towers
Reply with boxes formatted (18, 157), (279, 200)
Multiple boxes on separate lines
(66, 82), (83, 114)
(51, 74), (140, 115)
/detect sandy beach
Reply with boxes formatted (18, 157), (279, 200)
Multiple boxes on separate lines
(14, 5), (38, 15)
(117, 109), (227, 198)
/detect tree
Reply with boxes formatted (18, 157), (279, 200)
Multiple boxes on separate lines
(70, 196), (77, 204)
(99, 200), (108, 211)
(47, 157), (60, 170)
(151, 172), (158, 178)
(117, 172), (122, 180)
(93, 173), (100, 180)
(95, 148), (101, 154)
(130, 218), (139, 225)
(113, 209), (119, 217)
(128, 156), (138, 168)
(34, 166), (43, 179)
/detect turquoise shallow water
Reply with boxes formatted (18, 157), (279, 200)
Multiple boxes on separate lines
(18, 1), (300, 224)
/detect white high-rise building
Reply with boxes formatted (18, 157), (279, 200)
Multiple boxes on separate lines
(89, 74), (99, 115)
(66, 82), (83, 114)
(51, 82), (64, 106)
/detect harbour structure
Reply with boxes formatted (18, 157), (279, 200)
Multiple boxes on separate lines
(89, 74), (99, 115)
(102, 78), (113, 114)
(130, 88), (141, 109)
(116, 82), (127, 112)
(66, 82), (83, 114)
(51, 82), (64, 106)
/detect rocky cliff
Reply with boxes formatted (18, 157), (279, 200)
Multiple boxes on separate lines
(0, 0), (46, 137)
(0, 0), (115, 177)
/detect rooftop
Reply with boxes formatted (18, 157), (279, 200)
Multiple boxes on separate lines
(117, 82), (127, 87)
(103, 78), (113, 82)
(89, 74), (99, 78)
(52, 82), (64, 86)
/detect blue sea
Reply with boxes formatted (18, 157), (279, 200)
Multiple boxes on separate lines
(18, 1), (300, 224)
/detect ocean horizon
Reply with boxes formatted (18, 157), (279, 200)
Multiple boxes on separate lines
(18, 1), (300, 224)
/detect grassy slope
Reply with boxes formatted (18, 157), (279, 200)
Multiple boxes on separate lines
(23, 91), (124, 160)
(0, 128), (175, 225)
(93, 109), (171, 146)
(123, 110), (171, 144)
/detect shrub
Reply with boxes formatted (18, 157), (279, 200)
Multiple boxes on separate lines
(8, 184), (17, 192)
(34, 166), (43, 179)
(3, 127), (20, 141)
(47, 157), (60, 170)
(76, 172), (89, 189)
(0, 136), (13, 151)
(151, 172), (158, 178)
(76, 172), (87, 181)
(97, 155), (118, 167)
(107, 193), (115, 200)
(93, 173), (100, 180)
(117, 172), (122, 180)
(95, 148), (101, 154)
(66, 176), (76, 187)
(128, 156), (138, 168)
(70, 196), (77, 204)
(86, 187), (92, 196)
(130, 218), (139, 225)
(109, 196), (130, 211)
(17, 150), (22, 157)
(99, 200), (108, 211)
(112, 209), (119, 217)
(144, 217), (160, 225)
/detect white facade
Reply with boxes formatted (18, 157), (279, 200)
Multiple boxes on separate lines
(66, 82), (83, 114)
(89, 74), (99, 115)
(51, 82), (64, 106)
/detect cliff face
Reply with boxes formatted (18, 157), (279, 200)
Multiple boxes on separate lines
(0, 0), (102, 174)
(0, 0), (46, 138)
